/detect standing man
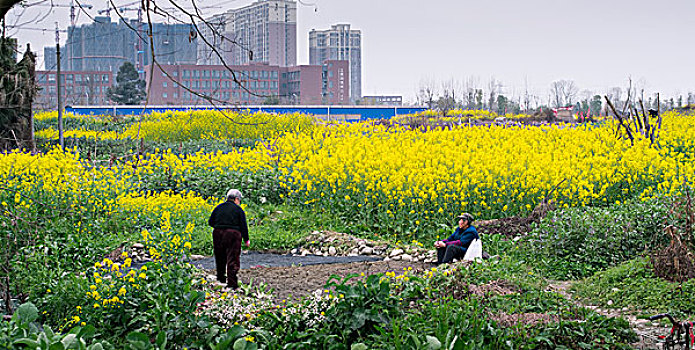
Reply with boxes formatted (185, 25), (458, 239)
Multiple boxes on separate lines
(208, 189), (250, 289)
(433, 213), (478, 265)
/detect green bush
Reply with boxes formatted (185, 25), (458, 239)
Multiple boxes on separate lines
(0, 303), (113, 349)
(572, 257), (695, 318)
(514, 197), (670, 279)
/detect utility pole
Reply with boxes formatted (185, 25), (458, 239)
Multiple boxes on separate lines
(56, 22), (64, 151)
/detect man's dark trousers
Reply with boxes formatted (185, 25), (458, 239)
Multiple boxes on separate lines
(213, 228), (242, 288)
(437, 245), (466, 264)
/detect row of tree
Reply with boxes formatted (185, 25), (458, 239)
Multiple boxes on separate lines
(416, 77), (694, 116)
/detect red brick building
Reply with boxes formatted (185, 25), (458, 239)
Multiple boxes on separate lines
(145, 60), (350, 105)
(34, 70), (113, 110)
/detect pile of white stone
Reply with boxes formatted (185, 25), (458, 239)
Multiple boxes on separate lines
(129, 243), (149, 262)
(289, 230), (437, 263)
(128, 242), (206, 261)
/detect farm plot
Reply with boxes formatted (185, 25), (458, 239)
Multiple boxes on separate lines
(2, 110), (695, 348)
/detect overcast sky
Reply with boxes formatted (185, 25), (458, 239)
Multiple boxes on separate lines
(7, 0), (695, 103)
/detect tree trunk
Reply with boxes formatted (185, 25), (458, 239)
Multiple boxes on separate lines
(1, 39), (37, 151)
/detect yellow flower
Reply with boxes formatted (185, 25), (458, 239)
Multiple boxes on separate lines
(184, 242), (192, 249)
(244, 336), (255, 343)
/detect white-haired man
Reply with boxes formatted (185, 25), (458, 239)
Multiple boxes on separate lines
(208, 189), (250, 289)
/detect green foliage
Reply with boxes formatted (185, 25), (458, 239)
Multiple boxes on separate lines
(136, 166), (287, 205)
(572, 258), (695, 318)
(324, 274), (401, 340)
(0, 303), (113, 349)
(106, 62), (146, 105)
(379, 298), (510, 350)
(513, 196), (670, 279)
(521, 314), (637, 350)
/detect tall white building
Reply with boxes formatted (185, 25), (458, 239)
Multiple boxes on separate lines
(309, 24), (361, 103)
(198, 0), (297, 67)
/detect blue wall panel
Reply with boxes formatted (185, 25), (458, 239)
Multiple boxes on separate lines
(65, 105), (427, 121)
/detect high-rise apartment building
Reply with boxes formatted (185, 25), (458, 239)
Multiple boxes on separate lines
(198, 0), (297, 67)
(309, 24), (361, 103)
(55, 16), (197, 75)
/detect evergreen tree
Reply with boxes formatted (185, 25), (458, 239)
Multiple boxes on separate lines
(106, 62), (146, 105)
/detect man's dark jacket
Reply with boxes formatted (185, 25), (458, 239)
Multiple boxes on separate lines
(442, 226), (478, 250)
(208, 201), (249, 242)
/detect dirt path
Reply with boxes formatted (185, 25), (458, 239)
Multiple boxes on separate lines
(196, 253), (430, 302)
(547, 281), (666, 350)
(193, 251), (382, 270)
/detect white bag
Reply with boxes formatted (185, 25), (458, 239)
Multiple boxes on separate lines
(462, 239), (482, 261)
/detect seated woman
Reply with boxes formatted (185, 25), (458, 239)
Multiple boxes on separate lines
(433, 213), (478, 265)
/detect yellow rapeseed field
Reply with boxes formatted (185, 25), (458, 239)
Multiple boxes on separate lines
(7, 110), (695, 238)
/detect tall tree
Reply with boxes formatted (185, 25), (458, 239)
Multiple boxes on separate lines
(0, 38), (36, 151)
(550, 79), (578, 107)
(0, 0), (22, 19)
(496, 95), (508, 114)
(474, 89), (484, 110)
(107, 62), (146, 105)
(550, 81), (564, 108)
(590, 95), (602, 116)
(417, 77), (437, 109)
(487, 78), (501, 111)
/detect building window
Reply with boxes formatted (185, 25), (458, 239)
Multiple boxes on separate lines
(102, 75), (109, 83)
(163, 82), (167, 87)
(173, 71), (178, 77)
(163, 93), (168, 98)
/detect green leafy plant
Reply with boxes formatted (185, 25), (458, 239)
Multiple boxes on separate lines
(0, 303), (113, 350)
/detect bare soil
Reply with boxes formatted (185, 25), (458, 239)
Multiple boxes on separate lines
(233, 260), (430, 302)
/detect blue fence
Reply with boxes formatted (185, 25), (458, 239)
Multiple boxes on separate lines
(64, 105), (428, 121)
